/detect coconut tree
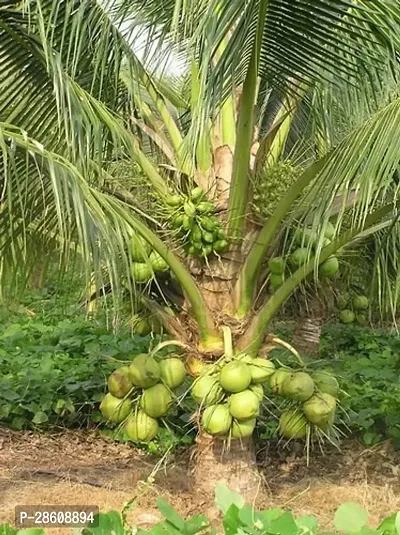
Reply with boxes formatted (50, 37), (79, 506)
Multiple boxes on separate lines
(3, 0), (400, 499)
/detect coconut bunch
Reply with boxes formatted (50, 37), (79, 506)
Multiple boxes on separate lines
(130, 235), (170, 284)
(337, 293), (369, 325)
(192, 355), (276, 439)
(270, 368), (340, 440)
(165, 187), (228, 258)
(267, 222), (339, 291)
(100, 353), (187, 443)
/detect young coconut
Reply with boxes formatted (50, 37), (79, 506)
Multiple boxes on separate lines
(229, 390), (260, 420)
(290, 248), (309, 267)
(231, 418), (256, 439)
(269, 273), (284, 290)
(319, 256), (339, 277)
(129, 354), (161, 388)
(249, 358), (276, 384)
(279, 409), (308, 439)
(219, 361), (251, 393)
(268, 256), (285, 274)
(192, 375), (223, 406)
(131, 263), (153, 283)
(339, 309), (355, 324)
(100, 393), (131, 423)
(250, 384), (264, 402)
(140, 383), (173, 418)
(149, 251), (169, 272)
(282, 372), (315, 402)
(202, 404), (232, 436)
(107, 367), (134, 398)
(353, 295), (369, 310)
(160, 357), (186, 389)
(312, 371), (339, 397)
(270, 368), (292, 395)
(303, 393), (336, 428)
(132, 316), (152, 336)
(125, 410), (159, 442)
(130, 235), (152, 261)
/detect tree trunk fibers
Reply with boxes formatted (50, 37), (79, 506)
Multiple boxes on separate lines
(292, 316), (322, 356)
(192, 433), (262, 502)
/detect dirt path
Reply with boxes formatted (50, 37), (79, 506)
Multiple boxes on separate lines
(0, 428), (399, 533)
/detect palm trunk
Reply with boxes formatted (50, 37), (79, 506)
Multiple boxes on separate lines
(192, 434), (261, 501)
(292, 296), (324, 356)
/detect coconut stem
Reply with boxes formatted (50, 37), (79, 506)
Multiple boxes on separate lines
(270, 337), (305, 367)
(222, 326), (233, 359)
(149, 339), (192, 358)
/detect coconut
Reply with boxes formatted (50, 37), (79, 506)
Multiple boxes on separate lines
(125, 410), (158, 442)
(130, 235), (151, 261)
(270, 274), (284, 289)
(268, 257), (285, 274)
(294, 228), (317, 247)
(202, 404), (232, 435)
(353, 295), (369, 310)
(149, 251), (169, 272)
(312, 371), (339, 397)
(219, 361), (251, 393)
(249, 358), (276, 384)
(129, 354), (161, 388)
(279, 409), (307, 439)
(339, 309), (355, 324)
(140, 383), (172, 418)
(192, 375), (223, 405)
(270, 368), (292, 395)
(303, 393), (336, 428)
(250, 384), (264, 402)
(282, 372), (314, 401)
(131, 263), (153, 283)
(355, 313), (367, 325)
(100, 393), (131, 423)
(231, 418), (256, 439)
(337, 294), (348, 310)
(107, 367), (134, 398)
(160, 358), (186, 389)
(290, 248), (309, 267)
(132, 316), (152, 336)
(319, 256), (339, 277)
(229, 390), (260, 420)
(324, 221), (335, 239)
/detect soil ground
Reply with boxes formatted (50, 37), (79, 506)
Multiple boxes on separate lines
(0, 427), (399, 533)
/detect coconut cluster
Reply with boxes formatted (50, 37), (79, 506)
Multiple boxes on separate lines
(166, 187), (228, 258)
(267, 222), (339, 291)
(100, 354), (187, 443)
(337, 293), (369, 325)
(192, 355), (276, 439)
(130, 235), (169, 284)
(275, 369), (339, 439)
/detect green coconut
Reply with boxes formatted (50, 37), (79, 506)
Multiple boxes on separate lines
(339, 309), (355, 324)
(190, 187), (205, 202)
(130, 235), (152, 262)
(290, 248), (309, 267)
(324, 221), (335, 239)
(192, 375), (223, 405)
(140, 383), (172, 418)
(355, 313), (367, 325)
(160, 358), (186, 389)
(270, 274), (284, 289)
(202, 404), (232, 435)
(125, 410), (159, 442)
(100, 393), (131, 423)
(294, 228), (317, 247)
(250, 383), (264, 402)
(107, 367), (134, 398)
(229, 390), (260, 420)
(270, 368), (292, 395)
(231, 418), (256, 439)
(213, 240), (228, 254)
(319, 256), (339, 277)
(268, 257), (285, 274)
(219, 361), (251, 393)
(312, 371), (339, 397)
(149, 251), (169, 272)
(282, 372), (315, 401)
(279, 409), (307, 439)
(353, 295), (369, 310)
(131, 263), (153, 283)
(337, 294), (349, 310)
(303, 393), (336, 428)
(132, 316), (152, 336)
(129, 354), (161, 388)
(249, 358), (276, 384)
